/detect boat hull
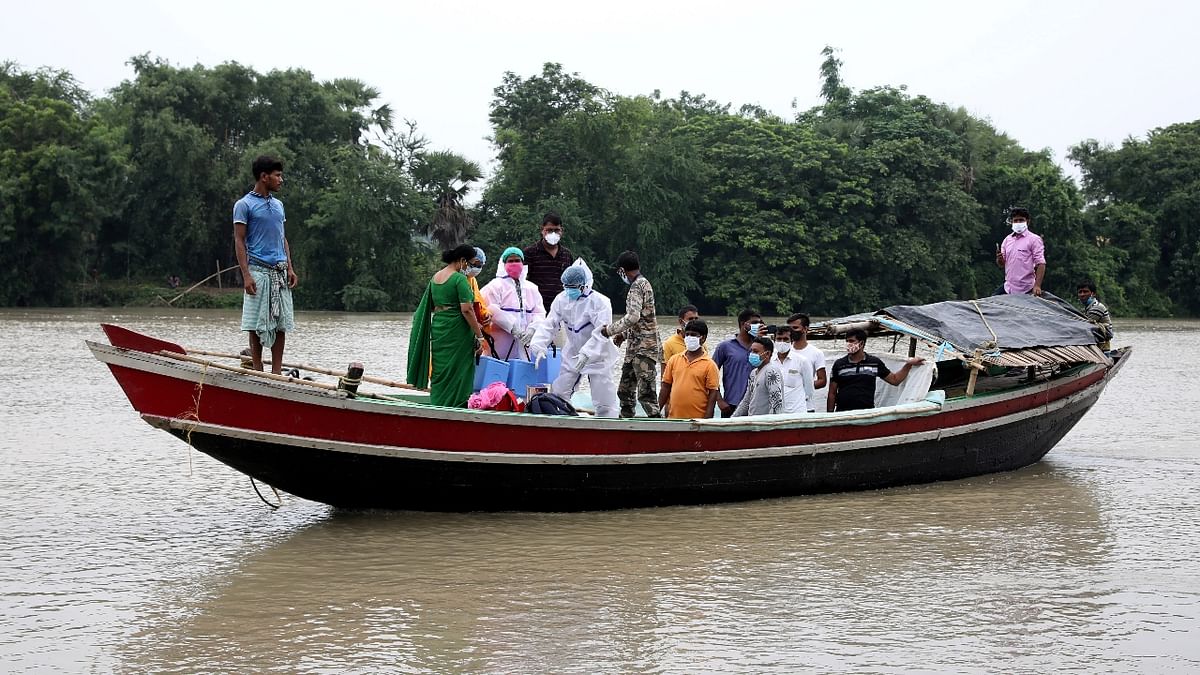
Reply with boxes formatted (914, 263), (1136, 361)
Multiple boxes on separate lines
(164, 388), (1094, 511)
(89, 328), (1128, 512)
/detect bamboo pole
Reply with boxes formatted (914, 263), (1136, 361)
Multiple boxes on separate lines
(155, 350), (407, 400)
(185, 348), (426, 391)
(215, 260), (222, 289)
(166, 265), (240, 306)
(966, 366), (980, 396)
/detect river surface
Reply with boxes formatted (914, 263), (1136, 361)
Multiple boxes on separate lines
(1, 308), (1198, 673)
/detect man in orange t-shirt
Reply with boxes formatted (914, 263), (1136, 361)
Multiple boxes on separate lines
(658, 319), (720, 419)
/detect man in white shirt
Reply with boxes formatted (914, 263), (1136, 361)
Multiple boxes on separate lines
(772, 326), (812, 414)
(788, 313), (828, 413)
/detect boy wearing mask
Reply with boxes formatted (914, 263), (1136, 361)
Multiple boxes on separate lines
(662, 305), (701, 364)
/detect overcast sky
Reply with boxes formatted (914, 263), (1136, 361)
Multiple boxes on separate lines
(6, 0), (1198, 183)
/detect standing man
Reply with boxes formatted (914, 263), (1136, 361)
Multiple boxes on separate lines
(1077, 281), (1114, 350)
(827, 329), (924, 412)
(659, 319), (719, 419)
(523, 212), (575, 314)
(771, 326), (811, 414)
(234, 155), (298, 375)
(602, 250), (661, 418)
(712, 309), (763, 417)
(787, 312), (828, 412)
(995, 206), (1046, 296)
(662, 305), (701, 364)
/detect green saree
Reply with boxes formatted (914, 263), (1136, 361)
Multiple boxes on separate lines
(406, 272), (476, 408)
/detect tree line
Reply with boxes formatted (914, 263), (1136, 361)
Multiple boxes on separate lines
(2, 52), (1197, 316)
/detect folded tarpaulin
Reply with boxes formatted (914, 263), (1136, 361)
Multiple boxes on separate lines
(878, 293), (1098, 352)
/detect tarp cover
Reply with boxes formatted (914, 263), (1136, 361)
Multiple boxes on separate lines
(878, 293), (1098, 352)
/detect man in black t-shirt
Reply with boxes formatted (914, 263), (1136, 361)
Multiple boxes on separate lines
(522, 212), (575, 313)
(827, 328), (925, 412)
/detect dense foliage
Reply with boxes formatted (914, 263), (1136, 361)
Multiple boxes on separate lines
(2, 55), (1196, 316)
(476, 57), (1178, 317)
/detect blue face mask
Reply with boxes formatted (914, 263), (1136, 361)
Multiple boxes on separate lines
(748, 353), (763, 368)
(748, 322), (762, 338)
(566, 287), (583, 301)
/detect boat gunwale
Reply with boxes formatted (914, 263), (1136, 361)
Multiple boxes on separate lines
(89, 339), (1121, 437)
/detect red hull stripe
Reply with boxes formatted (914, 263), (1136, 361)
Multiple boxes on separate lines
(144, 380), (1102, 465)
(94, 340), (1108, 457)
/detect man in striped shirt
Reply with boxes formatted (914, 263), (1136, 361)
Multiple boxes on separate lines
(1077, 282), (1114, 350)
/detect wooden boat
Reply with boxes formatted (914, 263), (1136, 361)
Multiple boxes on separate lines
(88, 294), (1129, 512)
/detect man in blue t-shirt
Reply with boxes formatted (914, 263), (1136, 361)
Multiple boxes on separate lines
(712, 308), (762, 417)
(234, 155), (298, 374)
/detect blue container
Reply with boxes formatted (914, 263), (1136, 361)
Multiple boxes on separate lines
(473, 355), (510, 392)
(537, 345), (562, 384)
(506, 358), (540, 395)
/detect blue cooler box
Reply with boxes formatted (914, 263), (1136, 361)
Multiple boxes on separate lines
(473, 355), (510, 392)
(537, 345), (562, 384)
(506, 358), (540, 395)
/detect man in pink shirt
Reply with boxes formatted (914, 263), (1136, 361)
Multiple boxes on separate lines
(995, 206), (1046, 296)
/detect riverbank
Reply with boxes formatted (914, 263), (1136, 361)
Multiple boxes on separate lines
(69, 280), (243, 310)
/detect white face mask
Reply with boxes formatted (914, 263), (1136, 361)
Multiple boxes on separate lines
(1011, 221), (1028, 235)
(465, 266), (482, 277)
(774, 341), (792, 355)
(544, 232), (562, 246)
(684, 335), (702, 352)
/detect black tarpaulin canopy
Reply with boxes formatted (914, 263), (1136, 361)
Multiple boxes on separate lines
(877, 293), (1099, 352)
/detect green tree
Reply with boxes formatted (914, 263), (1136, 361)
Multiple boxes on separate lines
(1071, 122), (1200, 315)
(411, 150), (482, 250)
(0, 64), (127, 305)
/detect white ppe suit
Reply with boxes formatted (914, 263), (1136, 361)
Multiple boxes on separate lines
(529, 260), (620, 418)
(480, 261), (546, 361)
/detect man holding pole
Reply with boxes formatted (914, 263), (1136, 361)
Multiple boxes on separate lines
(234, 155), (298, 374)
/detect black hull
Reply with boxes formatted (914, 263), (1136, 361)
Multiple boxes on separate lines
(175, 388), (1099, 512)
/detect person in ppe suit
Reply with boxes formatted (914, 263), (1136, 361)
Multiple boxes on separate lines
(481, 246), (546, 361)
(529, 259), (620, 418)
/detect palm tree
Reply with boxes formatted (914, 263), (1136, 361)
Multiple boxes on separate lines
(412, 151), (483, 250)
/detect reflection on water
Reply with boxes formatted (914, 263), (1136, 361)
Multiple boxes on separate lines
(1, 308), (1199, 672)
(120, 466), (1114, 673)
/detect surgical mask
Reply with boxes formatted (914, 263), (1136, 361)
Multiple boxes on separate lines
(684, 335), (702, 352)
(748, 322), (762, 337)
(748, 353), (763, 368)
(465, 266), (482, 277)
(566, 287), (583, 301)
(846, 341), (862, 354)
(619, 270), (631, 285)
(544, 232), (562, 246)
(504, 262), (524, 279)
(774, 341), (791, 355)
(1011, 221), (1028, 235)
(1084, 296), (1095, 306)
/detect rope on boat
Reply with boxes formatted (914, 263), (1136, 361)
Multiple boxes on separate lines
(969, 299), (1000, 351)
(180, 362), (210, 476)
(250, 477), (282, 509)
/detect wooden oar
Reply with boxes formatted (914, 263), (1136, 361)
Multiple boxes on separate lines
(186, 348), (426, 392)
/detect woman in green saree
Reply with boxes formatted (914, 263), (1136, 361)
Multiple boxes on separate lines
(407, 244), (486, 407)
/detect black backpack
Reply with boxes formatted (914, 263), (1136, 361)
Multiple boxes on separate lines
(526, 392), (578, 416)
